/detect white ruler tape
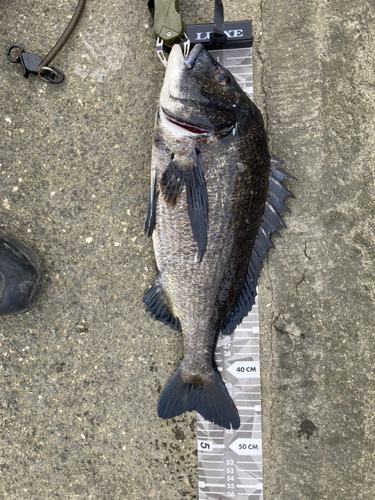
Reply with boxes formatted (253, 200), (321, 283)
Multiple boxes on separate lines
(198, 47), (263, 500)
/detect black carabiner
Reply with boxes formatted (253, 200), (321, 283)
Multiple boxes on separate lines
(6, 0), (85, 84)
(7, 44), (43, 79)
(6, 44), (65, 83)
(6, 44), (24, 64)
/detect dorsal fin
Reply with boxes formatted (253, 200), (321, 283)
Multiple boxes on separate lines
(143, 280), (181, 331)
(221, 159), (296, 336)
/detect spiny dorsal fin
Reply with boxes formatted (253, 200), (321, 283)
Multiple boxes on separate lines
(270, 157), (297, 182)
(161, 150), (208, 261)
(144, 169), (158, 238)
(221, 158), (295, 336)
(143, 280), (181, 331)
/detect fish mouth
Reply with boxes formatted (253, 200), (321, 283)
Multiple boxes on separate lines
(161, 107), (234, 137)
(162, 107), (211, 135)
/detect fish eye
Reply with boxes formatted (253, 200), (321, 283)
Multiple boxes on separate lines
(214, 70), (230, 86)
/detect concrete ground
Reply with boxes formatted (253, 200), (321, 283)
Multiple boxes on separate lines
(0, 0), (374, 499)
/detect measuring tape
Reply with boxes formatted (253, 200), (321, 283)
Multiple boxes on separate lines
(197, 46), (263, 500)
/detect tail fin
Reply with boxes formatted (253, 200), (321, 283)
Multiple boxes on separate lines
(157, 366), (240, 429)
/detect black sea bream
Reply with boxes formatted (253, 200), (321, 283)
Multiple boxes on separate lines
(144, 43), (295, 429)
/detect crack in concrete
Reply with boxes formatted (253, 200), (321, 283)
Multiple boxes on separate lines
(304, 241), (312, 260)
(295, 272), (306, 294)
(257, 0), (270, 130)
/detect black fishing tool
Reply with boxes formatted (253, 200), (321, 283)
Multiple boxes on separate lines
(148, 0), (190, 67)
(6, 0), (86, 84)
(149, 0), (252, 67)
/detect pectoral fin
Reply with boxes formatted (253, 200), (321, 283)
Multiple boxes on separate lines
(185, 152), (209, 261)
(160, 160), (185, 206)
(144, 169), (158, 238)
(161, 150), (208, 261)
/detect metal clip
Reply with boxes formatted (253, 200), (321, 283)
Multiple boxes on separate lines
(182, 33), (191, 58)
(156, 37), (168, 68)
(156, 33), (190, 68)
(38, 66), (64, 84)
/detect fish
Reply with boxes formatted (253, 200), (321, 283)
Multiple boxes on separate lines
(143, 43), (295, 429)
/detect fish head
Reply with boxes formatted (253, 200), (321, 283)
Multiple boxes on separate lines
(159, 44), (245, 138)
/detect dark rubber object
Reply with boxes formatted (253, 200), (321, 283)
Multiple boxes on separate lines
(0, 234), (43, 316)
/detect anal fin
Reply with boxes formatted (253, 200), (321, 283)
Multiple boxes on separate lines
(143, 280), (181, 331)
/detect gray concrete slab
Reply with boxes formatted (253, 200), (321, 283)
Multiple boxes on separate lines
(0, 0), (374, 499)
(259, 1), (375, 499)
